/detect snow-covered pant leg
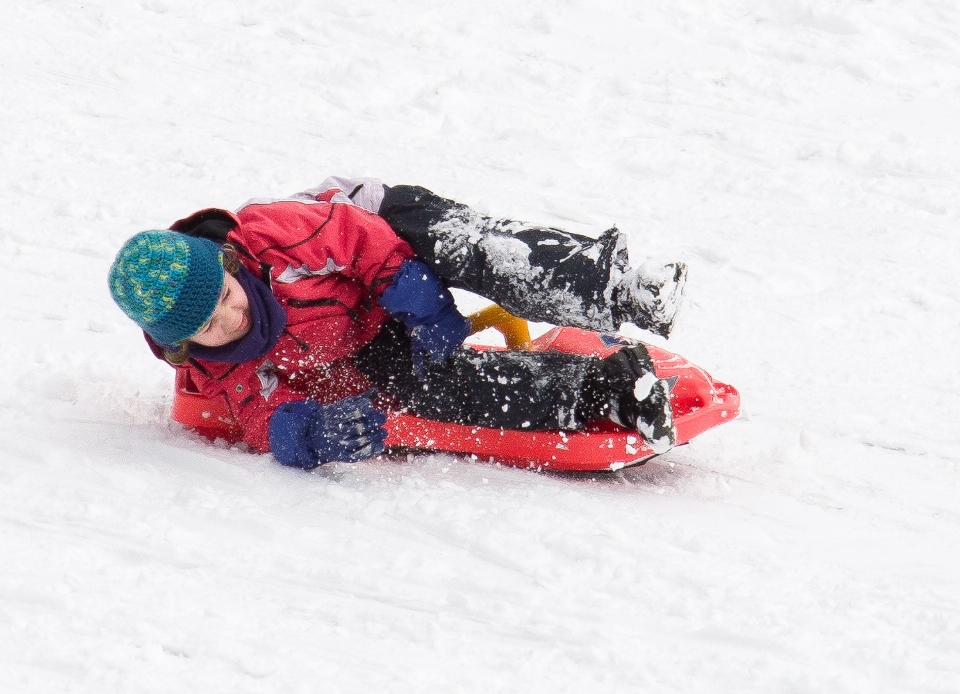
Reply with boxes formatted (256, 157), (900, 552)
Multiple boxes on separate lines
(354, 320), (605, 431)
(378, 185), (629, 332)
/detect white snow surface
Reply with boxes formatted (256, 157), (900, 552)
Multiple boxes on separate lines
(2, 1), (960, 691)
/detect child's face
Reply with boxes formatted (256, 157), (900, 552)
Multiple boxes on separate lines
(188, 271), (252, 347)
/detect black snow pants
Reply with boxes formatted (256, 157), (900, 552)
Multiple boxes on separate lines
(378, 185), (630, 333)
(354, 185), (630, 432)
(355, 320), (607, 432)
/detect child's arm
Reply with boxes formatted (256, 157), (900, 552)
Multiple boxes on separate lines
(234, 200), (416, 297)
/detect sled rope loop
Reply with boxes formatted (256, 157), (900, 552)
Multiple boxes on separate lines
(467, 304), (532, 350)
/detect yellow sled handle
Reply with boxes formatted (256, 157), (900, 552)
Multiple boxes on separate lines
(466, 304), (532, 350)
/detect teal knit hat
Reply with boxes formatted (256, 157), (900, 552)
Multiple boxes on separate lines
(108, 230), (225, 346)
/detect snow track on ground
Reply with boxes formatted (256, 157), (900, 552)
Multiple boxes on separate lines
(1, 1), (959, 691)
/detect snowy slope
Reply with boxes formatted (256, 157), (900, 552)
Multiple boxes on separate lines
(1, 0), (959, 691)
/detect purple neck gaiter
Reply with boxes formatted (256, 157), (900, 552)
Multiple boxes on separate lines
(189, 265), (287, 363)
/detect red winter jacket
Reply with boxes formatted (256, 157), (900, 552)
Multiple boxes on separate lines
(154, 183), (415, 453)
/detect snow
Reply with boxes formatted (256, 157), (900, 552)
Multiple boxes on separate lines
(2, 0), (960, 691)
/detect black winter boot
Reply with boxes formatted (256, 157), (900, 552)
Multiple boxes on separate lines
(587, 345), (676, 454)
(611, 262), (687, 338)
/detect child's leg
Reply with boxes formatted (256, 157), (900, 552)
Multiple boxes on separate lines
(354, 320), (676, 454)
(378, 184), (685, 337)
(354, 320), (604, 431)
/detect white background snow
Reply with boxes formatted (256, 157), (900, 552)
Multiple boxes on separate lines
(1, 0), (959, 691)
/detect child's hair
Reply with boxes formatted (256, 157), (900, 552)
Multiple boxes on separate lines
(161, 244), (242, 366)
(162, 342), (191, 366)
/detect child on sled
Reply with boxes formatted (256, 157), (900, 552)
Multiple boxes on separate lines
(108, 177), (686, 469)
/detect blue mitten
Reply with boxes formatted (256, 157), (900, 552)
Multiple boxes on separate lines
(406, 306), (471, 374)
(378, 259), (471, 373)
(268, 396), (388, 469)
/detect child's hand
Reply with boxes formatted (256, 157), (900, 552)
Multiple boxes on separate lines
(378, 259), (471, 375)
(409, 307), (470, 374)
(268, 396), (388, 468)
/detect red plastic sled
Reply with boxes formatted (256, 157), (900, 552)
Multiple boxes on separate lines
(171, 309), (740, 472)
